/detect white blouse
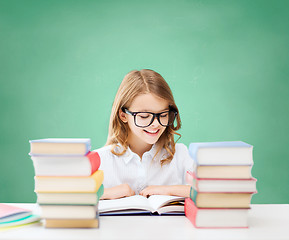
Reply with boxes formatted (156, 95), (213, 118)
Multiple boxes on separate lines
(94, 143), (194, 195)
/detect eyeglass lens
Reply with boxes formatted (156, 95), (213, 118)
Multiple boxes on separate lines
(135, 111), (176, 127)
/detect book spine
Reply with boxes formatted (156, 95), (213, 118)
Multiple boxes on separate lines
(87, 151), (101, 175)
(97, 184), (104, 200)
(185, 198), (198, 227)
(90, 170), (104, 192)
(190, 188), (198, 205)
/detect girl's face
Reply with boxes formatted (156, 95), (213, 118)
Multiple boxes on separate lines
(120, 93), (169, 150)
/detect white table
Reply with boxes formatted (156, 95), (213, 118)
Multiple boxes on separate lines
(0, 204), (289, 240)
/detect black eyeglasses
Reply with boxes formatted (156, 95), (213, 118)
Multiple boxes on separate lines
(122, 107), (178, 128)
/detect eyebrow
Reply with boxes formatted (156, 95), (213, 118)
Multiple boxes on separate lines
(136, 108), (169, 112)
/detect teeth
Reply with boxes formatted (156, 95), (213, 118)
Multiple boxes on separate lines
(146, 130), (158, 134)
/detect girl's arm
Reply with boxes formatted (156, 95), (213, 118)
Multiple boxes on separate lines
(139, 185), (191, 198)
(100, 184), (135, 200)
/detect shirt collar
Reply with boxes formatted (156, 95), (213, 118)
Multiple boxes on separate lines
(117, 144), (162, 164)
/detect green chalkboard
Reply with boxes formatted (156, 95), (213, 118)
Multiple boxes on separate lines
(1, 0), (288, 203)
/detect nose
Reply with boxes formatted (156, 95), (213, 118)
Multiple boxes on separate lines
(150, 116), (160, 127)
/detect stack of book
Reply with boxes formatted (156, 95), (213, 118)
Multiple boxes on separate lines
(185, 141), (257, 228)
(29, 138), (104, 228)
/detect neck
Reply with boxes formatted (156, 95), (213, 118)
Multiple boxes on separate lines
(128, 138), (153, 159)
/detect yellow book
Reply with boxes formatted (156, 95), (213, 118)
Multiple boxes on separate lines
(35, 170), (103, 193)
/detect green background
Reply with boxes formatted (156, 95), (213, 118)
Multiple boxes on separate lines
(1, 0), (288, 204)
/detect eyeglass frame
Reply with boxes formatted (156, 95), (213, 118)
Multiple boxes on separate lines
(121, 106), (178, 128)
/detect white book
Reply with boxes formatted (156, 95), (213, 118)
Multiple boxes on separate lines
(31, 151), (100, 176)
(186, 171), (257, 193)
(29, 138), (91, 156)
(34, 170), (103, 193)
(189, 141), (253, 165)
(40, 205), (98, 219)
(99, 195), (185, 215)
(37, 185), (104, 205)
(196, 209), (249, 228)
(37, 192), (98, 205)
(185, 198), (249, 228)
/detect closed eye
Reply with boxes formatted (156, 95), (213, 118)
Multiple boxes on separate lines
(160, 113), (168, 118)
(138, 113), (151, 118)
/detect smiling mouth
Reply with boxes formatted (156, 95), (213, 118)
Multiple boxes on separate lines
(144, 129), (160, 135)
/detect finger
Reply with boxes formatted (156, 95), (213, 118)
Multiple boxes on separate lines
(140, 190), (148, 197)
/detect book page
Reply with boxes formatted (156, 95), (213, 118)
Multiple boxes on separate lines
(156, 205), (185, 215)
(99, 195), (153, 213)
(147, 195), (185, 212)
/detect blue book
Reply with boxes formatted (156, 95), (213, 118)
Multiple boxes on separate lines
(189, 141), (253, 166)
(29, 138), (91, 156)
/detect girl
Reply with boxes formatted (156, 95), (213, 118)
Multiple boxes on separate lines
(97, 69), (194, 199)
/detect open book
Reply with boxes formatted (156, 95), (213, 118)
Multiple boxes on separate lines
(99, 195), (185, 215)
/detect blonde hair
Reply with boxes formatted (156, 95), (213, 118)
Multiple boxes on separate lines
(106, 69), (181, 165)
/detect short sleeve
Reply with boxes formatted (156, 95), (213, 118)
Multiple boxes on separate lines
(175, 143), (195, 184)
(93, 145), (116, 188)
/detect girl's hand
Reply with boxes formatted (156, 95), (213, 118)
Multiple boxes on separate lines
(101, 184), (135, 200)
(140, 185), (191, 198)
(139, 185), (170, 198)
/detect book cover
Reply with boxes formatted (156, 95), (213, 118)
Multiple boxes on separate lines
(189, 141), (253, 165)
(29, 138), (91, 156)
(32, 151), (101, 176)
(186, 171), (257, 193)
(185, 198), (249, 228)
(34, 170), (104, 193)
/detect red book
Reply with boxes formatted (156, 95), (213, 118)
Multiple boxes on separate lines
(186, 171), (257, 193)
(185, 198), (249, 228)
(31, 151), (101, 176)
